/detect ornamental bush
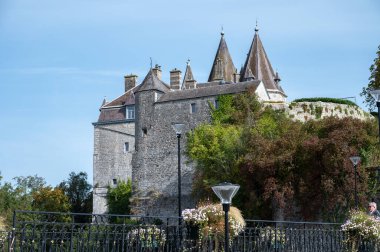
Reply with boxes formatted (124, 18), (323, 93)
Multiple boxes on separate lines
(341, 210), (380, 242)
(182, 202), (246, 241)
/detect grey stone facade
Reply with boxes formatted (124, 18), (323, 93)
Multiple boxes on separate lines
(93, 121), (134, 214)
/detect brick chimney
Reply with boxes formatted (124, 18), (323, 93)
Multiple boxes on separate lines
(170, 68), (182, 90)
(152, 64), (162, 80)
(124, 74), (138, 92)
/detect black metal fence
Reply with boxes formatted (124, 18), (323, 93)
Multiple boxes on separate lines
(0, 210), (378, 251)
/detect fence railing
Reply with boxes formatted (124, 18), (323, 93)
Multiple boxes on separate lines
(0, 210), (377, 251)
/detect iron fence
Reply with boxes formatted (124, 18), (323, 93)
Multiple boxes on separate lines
(1, 210), (378, 251)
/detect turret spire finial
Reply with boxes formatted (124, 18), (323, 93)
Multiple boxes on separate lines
(255, 20), (259, 33)
(186, 58), (191, 66)
(150, 57), (153, 69)
(221, 25), (224, 36)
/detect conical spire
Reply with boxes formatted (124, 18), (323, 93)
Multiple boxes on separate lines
(240, 27), (281, 92)
(181, 59), (195, 89)
(134, 68), (170, 94)
(208, 32), (236, 82)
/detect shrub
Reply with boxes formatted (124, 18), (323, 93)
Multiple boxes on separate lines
(182, 203), (246, 241)
(292, 97), (358, 107)
(341, 210), (380, 243)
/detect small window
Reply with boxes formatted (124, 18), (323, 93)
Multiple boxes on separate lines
(142, 128), (147, 136)
(112, 179), (117, 185)
(124, 142), (129, 153)
(126, 106), (135, 119)
(191, 103), (197, 113)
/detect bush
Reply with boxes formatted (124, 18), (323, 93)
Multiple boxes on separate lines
(341, 210), (380, 242)
(292, 97), (358, 107)
(182, 202), (245, 241)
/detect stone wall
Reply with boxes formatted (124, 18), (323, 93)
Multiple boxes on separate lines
(132, 95), (217, 216)
(286, 102), (371, 122)
(93, 122), (134, 214)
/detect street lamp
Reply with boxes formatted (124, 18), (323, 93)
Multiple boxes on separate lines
(212, 182), (240, 252)
(350, 156), (361, 209)
(172, 123), (185, 225)
(370, 89), (380, 141)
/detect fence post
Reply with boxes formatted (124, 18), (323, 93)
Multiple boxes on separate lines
(10, 210), (16, 252)
(70, 214), (74, 252)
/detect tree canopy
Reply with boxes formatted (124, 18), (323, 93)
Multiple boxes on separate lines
(187, 91), (380, 222)
(361, 44), (380, 111)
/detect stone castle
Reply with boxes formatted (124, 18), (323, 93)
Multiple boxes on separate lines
(92, 27), (369, 216)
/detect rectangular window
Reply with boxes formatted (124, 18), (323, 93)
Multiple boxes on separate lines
(191, 103), (197, 113)
(124, 142), (129, 153)
(126, 106), (135, 119)
(112, 179), (117, 185)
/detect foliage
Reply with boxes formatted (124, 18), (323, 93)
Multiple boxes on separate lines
(260, 226), (287, 246)
(292, 97), (358, 107)
(107, 179), (132, 223)
(187, 90), (380, 221)
(361, 45), (380, 111)
(32, 186), (70, 213)
(187, 124), (244, 198)
(182, 202), (245, 241)
(0, 174), (46, 226)
(341, 210), (380, 243)
(128, 225), (166, 247)
(59, 172), (92, 215)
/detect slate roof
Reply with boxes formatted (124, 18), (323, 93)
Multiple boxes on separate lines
(208, 32), (236, 83)
(240, 28), (284, 94)
(97, 85), (137, 123)
(134, 69), (170, 93)
(157, 81), (260, 103)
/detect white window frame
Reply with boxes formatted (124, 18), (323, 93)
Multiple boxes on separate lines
(126, 106), (135, 119)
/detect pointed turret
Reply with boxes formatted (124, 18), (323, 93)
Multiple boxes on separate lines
(240, 25), (285, 97)
(182, 59), (196, 89)
(134, 69), (170, 94)
(208, 32), (236, 82)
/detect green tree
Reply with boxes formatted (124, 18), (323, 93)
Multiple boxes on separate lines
(107, 179), (132, 218)
(361, 45), (380, 111)
(187, 90), (380, 222)
(0, 174), (46, 225)
(59, 172), (92, 222)
(32, 186), (70, 212)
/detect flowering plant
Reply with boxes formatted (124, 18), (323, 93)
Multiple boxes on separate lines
(128, 225), (166, 247)
(182, 202), (246, 241)
(260, 226), (286, 246)
(341, 210), (380, 243)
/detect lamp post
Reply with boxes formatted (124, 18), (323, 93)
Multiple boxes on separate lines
(172, 123), (185, 226)
(370, 89), (380, 141)
(350, 156), (361, 209)
(212, 182), (240, 252)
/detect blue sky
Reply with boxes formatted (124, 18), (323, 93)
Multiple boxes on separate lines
(0, 0), (379, 186)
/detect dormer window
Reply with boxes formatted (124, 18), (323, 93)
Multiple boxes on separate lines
(126, 106), (135, 119)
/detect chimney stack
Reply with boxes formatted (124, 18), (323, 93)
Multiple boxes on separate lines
(170, 68), (182, 90)
(233, 68), (240, 83)
(124, 74), (138, 92)
(185, 80), (197, 89)
(152, 64), (162, 80)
